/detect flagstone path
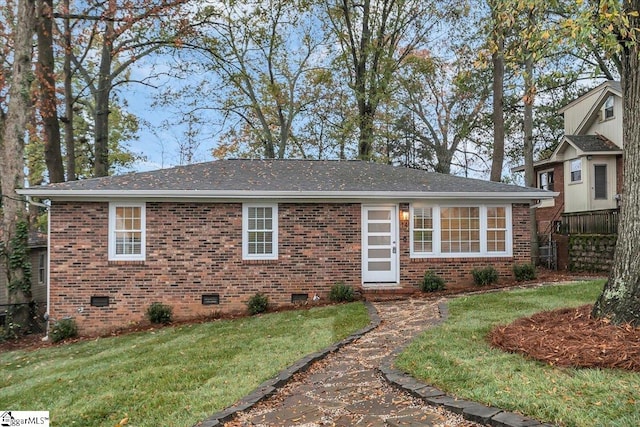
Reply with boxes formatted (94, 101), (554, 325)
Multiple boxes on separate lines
(223, 298), (481, 427)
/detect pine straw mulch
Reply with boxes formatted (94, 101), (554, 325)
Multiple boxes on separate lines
(489, 304), (640, 372)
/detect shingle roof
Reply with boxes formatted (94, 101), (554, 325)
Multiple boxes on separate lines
(19, 159), (552, 199)
(565, 135), (622, 152)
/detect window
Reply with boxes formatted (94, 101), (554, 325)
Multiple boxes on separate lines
(486, 207), (507, 252)
(570, 159), (582, 182)
(410, 205), (512, 258)
(109, 203), (146, 261)
(538, 170), (554, 191)
(38, 252), (46, 284)
(440, 207), (480, 253)
(243, 204), (278, 260)
(412, 207), (433, 253)
(603, 95), (614, 120)
(594, 164), (607, 199)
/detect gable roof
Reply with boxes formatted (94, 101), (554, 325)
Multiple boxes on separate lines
(18, 159), (552, 201)
(561, 81), (622, 136)
(564, 135), (621, 153)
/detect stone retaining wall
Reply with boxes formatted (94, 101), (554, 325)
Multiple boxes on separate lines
(569, 234), (617, 272)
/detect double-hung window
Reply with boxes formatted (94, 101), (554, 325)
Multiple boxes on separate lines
(570, 159), (582, 183)
(411, 204), (511, 257)
(243, 204), (278, 260)
(109, 203), (146, 261)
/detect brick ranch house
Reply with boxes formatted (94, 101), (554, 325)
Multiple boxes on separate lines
(19, 159), (553, 335)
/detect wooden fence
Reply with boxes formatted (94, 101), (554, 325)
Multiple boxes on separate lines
(559, 209), (619, 235)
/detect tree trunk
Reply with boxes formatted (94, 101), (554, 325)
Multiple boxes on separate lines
(63, 0), (76, 181)
(36, 0), (64, 183)
(0, 0), (35, 303)
(93, 0), (115, 177)
(358, 104), (375, 160)
(592, 2), (640, 326)
(489, 25), (505, 182)
(523, 53), (538, 265)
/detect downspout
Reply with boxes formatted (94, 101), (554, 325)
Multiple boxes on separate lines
(25, 196), (51, 341)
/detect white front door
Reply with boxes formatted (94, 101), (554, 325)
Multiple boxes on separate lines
(362, 206), (399, 284)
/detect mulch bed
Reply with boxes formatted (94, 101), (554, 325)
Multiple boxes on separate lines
(489, 304), (640, 372)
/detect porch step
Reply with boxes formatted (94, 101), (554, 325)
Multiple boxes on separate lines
(359, 286), (419, 302)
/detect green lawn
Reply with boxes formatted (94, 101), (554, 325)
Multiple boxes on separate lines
(1, 302), (369, 427)
(396, 281), (640, 427)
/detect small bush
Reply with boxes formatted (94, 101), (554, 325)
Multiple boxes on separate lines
(420, 271), (446, 292)
(472, 266), (499, 286)
(513, 263), (537, 281)
(247, 293), (269, 315)
(146, 302), (173, 324)
(50, 318), (78, 343)
(329, 282), (355, 302)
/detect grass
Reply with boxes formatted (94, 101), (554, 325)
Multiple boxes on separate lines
(0, 302), (369, 427)
(396, 280), (640, 427)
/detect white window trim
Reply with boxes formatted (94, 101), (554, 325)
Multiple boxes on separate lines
(410, 204), (512, 258)
(242, 203), (278, 260)
(538, 169), (554, 191)
(108, 202), (146, 261)
(570, 158), (582, 183)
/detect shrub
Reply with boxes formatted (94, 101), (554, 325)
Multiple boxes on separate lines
(513, 263), (537, 282)
(329, 282), (355, 302)
(50, 318), (78, 343)
(420, 271), (446, 292)
(472, 266), (499, 287)
(247, 293), (269, 315)
(146, 302), (173, 324)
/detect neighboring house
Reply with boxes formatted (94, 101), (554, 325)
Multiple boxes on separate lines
(19, 159), (552, 335)
(515, 81), (623, 270)
(0, 233), (48, 326)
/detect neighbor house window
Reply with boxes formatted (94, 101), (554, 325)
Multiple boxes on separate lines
(538, 170), (554, 191)
(108, 203), (146, 261)
(594, 164), (607, 200)
(570, 159), (582, 182)
(38, 252), (46, 284)
(603, 95), (614, 120)
(243, 204), (278, 260)
(410, 204), (512, 258)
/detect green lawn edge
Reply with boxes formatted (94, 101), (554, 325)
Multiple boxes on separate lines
(1, 302), (369, 427)
(396, 281), (640, 427)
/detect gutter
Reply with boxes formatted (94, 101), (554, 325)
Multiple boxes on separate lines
(16, 189), (557, 201)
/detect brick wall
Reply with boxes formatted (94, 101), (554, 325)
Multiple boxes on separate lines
(49, 202), (361, 335)
(397, 203), (530, 289)
(49, 201), (531, 335)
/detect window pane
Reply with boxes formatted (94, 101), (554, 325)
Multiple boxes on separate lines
(369, 210), (390, 220)
(441, 207), (480, 253)
(368, 235), (390, 246)
(368, 261), (391, 271)
(368, 222), (391, 232)
(368, 248), (390, 258)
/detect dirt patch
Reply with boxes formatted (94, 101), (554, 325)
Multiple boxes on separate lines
(489, 304), (640, 372)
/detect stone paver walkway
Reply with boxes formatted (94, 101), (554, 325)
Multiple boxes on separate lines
(223, 299), (481, 427)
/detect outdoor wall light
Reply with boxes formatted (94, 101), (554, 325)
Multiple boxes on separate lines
(400, 209), (410, 230)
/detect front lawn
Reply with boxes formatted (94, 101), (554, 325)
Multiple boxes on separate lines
(396, 281), (640, 427)
(0, 302), (369, 427)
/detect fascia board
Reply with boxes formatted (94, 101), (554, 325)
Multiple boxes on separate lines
(17, 189), (556, 201)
